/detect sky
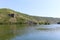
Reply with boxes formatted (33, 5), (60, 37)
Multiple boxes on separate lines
(0, 0), (60, 18)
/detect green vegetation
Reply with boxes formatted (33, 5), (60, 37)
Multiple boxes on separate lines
(37, 28), (50, 30)
(0, 24), (27, 40)
(0, 8), (60, 24)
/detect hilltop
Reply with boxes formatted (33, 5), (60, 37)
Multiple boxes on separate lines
(0, 8), (60, 24)
(0, 8), (38, 24)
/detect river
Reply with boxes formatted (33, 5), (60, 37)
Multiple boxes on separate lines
(0, 24), (60, 40)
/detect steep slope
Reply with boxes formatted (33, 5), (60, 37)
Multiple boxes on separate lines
(0, 8), (38, 24)
(0, 8), (60, 24)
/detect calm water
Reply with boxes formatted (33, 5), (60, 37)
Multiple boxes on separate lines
(0, 24), (60, 40)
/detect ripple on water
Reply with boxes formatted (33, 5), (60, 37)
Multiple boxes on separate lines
(12, 24), (60, 40)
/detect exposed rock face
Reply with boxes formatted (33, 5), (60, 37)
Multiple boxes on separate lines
(9, 18), (17, 23)
(8, 14), (14, 18)
(8, 13), (17, 23)
(1, 8), (60, 24)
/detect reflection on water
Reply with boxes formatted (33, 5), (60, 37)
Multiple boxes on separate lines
(0, 24), (29, 40)
(0, 24), (60, 40)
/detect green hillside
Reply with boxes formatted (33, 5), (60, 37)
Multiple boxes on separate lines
(0, 8), (60, 24)
(0, 8), (38, 24)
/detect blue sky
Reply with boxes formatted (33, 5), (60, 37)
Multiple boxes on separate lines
(0, 0), (60, 18)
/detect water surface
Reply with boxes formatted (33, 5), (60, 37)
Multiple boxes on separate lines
(0, 24), (60, 40)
